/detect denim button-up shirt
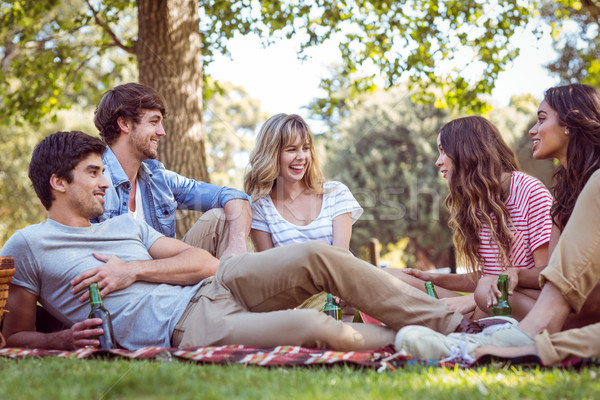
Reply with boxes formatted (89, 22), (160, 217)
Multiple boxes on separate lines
(91, 147), (251, 238)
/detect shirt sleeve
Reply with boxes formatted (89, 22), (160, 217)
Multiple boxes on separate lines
(250, 198), (272, 233)
(0, 231), (40, 296)
(525, 182), (553, 252)
(132, 218), (165, 249)
(164, 169), (251, 211)
(329, 182), (364, 223)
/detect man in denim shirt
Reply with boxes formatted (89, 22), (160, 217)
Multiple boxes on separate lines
(91, 83), (251, 256)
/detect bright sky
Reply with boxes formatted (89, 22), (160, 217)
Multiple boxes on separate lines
(207, 21), (560, 127)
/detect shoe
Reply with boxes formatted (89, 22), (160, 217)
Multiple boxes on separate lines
(395, 323), (534, 364)
(455, 316), (518, 334)
(394, 325), (450, 359)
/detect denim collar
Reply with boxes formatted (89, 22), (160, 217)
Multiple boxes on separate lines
(103, 147), (153, 188)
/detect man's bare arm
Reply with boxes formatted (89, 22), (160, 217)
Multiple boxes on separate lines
(71, 236), (219, 300)
(222, 198), (252, 256)
(2, 285), (102, 349)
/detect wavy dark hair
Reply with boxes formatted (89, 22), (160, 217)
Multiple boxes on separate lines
(439, 116), (520, 275)
(543, 84), (600, 230)
(29, 131), (106, 210)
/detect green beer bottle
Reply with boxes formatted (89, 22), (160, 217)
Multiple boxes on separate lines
(322, 293), (342, 320)
(424, 281), (439, 299)
(88, 283), (117, 350)
(490, 274), (512, 317)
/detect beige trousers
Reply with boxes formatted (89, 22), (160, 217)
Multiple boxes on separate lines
(171, 241), (464, 351)
(182, 209), (229, 258)
(535, 324), (600, 365)
(535, 170), (600, 365)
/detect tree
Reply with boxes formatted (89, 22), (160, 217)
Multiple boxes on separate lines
(540, 0), (600, 86)
(2, 0), (536, 236)
(0, 125), (46, 247)
(321, 86), (453, 269)
(487, 94), (555, 188)
(0, 107), (98, 247)
(203, 79), (269, 189)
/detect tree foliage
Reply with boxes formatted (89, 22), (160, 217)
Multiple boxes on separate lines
(0, 125), (46, 247)
(0, 0), (135, 127)
(303, 0), (534, 120)
(2, 1), (537, 127)
(204, 79), (270, 189)
(0, 108), (97, 247)
(540, 0), (600, 86)
(487, 94), (556, 189)
(321, 86), (453, 269)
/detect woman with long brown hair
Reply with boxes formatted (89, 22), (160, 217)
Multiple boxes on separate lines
(391, 116), (553, 321)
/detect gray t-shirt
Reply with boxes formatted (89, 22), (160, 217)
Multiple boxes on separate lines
(0, 215), (204, 349)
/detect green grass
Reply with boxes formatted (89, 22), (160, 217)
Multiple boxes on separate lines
(1, 358), (599, 399)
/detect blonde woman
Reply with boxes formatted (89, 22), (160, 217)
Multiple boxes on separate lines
(244, 113), (363, 252)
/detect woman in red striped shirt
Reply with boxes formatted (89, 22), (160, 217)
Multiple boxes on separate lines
(390, 116), (553, 321)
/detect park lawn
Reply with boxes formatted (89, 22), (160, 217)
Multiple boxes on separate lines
(1, 358), (599, 399)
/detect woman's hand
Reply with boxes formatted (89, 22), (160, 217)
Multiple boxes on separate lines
(478, 268), (520, 308)
(503, 268), (520, 295)
(477, 275), (502, 308)
(402, 268), (436, 283)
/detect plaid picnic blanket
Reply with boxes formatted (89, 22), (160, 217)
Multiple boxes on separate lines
(0, 345), (406, 371)
(1, 345), (598, 370)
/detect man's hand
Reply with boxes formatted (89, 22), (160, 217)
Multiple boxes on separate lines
(70, 253), (138, 301)
(61, 318), (106, 349)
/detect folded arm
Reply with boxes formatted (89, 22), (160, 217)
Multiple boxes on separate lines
(71, 236), (219, 300)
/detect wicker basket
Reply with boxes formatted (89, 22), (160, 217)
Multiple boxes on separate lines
(0, 256), (15, 348)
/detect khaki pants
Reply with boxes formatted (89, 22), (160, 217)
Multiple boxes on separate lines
(535, 170), (600, 365)
(182, 209), (229, 258)
(171, 241), (463, 351)
(535, 324), (600, 365)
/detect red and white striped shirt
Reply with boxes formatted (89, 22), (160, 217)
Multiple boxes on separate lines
(478, 171), (553, 275)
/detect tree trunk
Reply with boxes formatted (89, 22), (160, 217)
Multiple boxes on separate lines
(136, 0), (206, 238)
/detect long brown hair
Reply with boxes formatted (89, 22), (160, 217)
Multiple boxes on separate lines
(543, 84), (600, 230)
(440, 116), (520, 275)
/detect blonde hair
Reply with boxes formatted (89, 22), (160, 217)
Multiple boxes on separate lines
(244, 113), (324, 201)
